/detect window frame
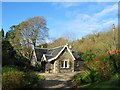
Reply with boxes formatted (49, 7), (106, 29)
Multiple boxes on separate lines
(61, 61), (64, 68)
(60, 60), (69, 68)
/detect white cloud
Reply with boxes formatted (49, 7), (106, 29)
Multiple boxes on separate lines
(47, 2), (118, 40)
(60, 2), (79, 8)
(46, 2), (118, 40)
(102, 18), (118, 29)
(51, 2), (79, 9)
(65, 15), (99, 33)
(95, 3), (118, 17)
(54, 3), (118, 39)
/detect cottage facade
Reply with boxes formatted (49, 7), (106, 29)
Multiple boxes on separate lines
(34, 45), (82, 73)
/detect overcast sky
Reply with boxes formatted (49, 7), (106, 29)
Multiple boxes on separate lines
(2, 2), (118, 40)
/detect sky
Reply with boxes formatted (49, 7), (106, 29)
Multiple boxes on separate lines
(2, 2), (118, 41)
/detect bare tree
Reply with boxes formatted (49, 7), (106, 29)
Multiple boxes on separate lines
(20, 16), (49, 46)
(6, 16), (49, 66)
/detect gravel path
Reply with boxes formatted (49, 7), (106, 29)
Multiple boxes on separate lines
(38, 72), (80, 88)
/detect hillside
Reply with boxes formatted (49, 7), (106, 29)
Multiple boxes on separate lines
(47, 28), (118, 55)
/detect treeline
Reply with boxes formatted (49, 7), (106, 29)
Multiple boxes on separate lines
(46, 27), (120, 88)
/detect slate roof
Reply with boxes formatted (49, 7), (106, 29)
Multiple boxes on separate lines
(35, 47), (48, 61)
(72, 51), (82, 61)
(35, 46), (64, 61)
(35, 45), (80, 62)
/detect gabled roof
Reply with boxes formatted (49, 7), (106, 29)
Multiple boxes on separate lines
(35, 47), (48, 61)
(35, 45), (76, 62)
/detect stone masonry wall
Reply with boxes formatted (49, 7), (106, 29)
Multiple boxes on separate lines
(54, 48), (74, 73)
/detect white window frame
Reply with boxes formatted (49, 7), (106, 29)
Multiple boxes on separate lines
(61, 60), (69, 68)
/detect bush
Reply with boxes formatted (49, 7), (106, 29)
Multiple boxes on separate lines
(30, 63), (43, 71)
(110, 73), (120, 85)
(81, 50), (96, 62)
(22, 72), (44, 88)
(74, 73), (82, 85)
(75, 70), (101, 85)
(93, 73), (120, 88)
(84, 54), (114, 81)
(2, 66), (44, 90)
(2, 67), (24, 90)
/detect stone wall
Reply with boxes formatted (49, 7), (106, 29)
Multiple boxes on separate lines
(54, 48), (74, 73)
(45, 48), (74, 73)
(45, 62), (54, 73)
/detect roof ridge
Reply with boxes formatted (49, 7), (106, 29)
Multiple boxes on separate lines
(45, 54), (52, 56)
(35, 47), (49, 50)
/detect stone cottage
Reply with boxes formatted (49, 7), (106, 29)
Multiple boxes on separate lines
(34, 44), (82, 73)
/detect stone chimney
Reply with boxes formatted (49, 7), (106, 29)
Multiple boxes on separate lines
(68, 45), (72, 49)
(41, 45), (43, 48)
(66, 43), (72, 50)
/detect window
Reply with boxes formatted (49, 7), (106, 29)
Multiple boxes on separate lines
(61, 60), (69, 68)
(65, 61), (67, 68)
(61, 61), (64, 68)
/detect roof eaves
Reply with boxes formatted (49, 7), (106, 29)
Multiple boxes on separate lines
(48, 45), (76, 62)
(42, 54), (47, 62)
(66, 45), (76, 60)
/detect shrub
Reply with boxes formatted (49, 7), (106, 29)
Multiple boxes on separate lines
(81, 70), (92, 83)
(74, 73), (82, 85)
(110, 73), (120, 85)
(81, 50), (96, 62)
(30, 63), (43, 71)
(75, 70), (101, 85)
(84, 54), (114, 81)
(82, 70), (100, 83)
(22, 72), (44, 88)
(2, 66), (44, 89)
(2, 67), (24, 90)
(94, 73), (120, 88)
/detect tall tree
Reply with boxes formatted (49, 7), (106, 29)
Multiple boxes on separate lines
(6, 25), (16, 39)
(20, 16), (48, 46)
(1, 29), (4, 38)
(6, 16), (49, 66)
